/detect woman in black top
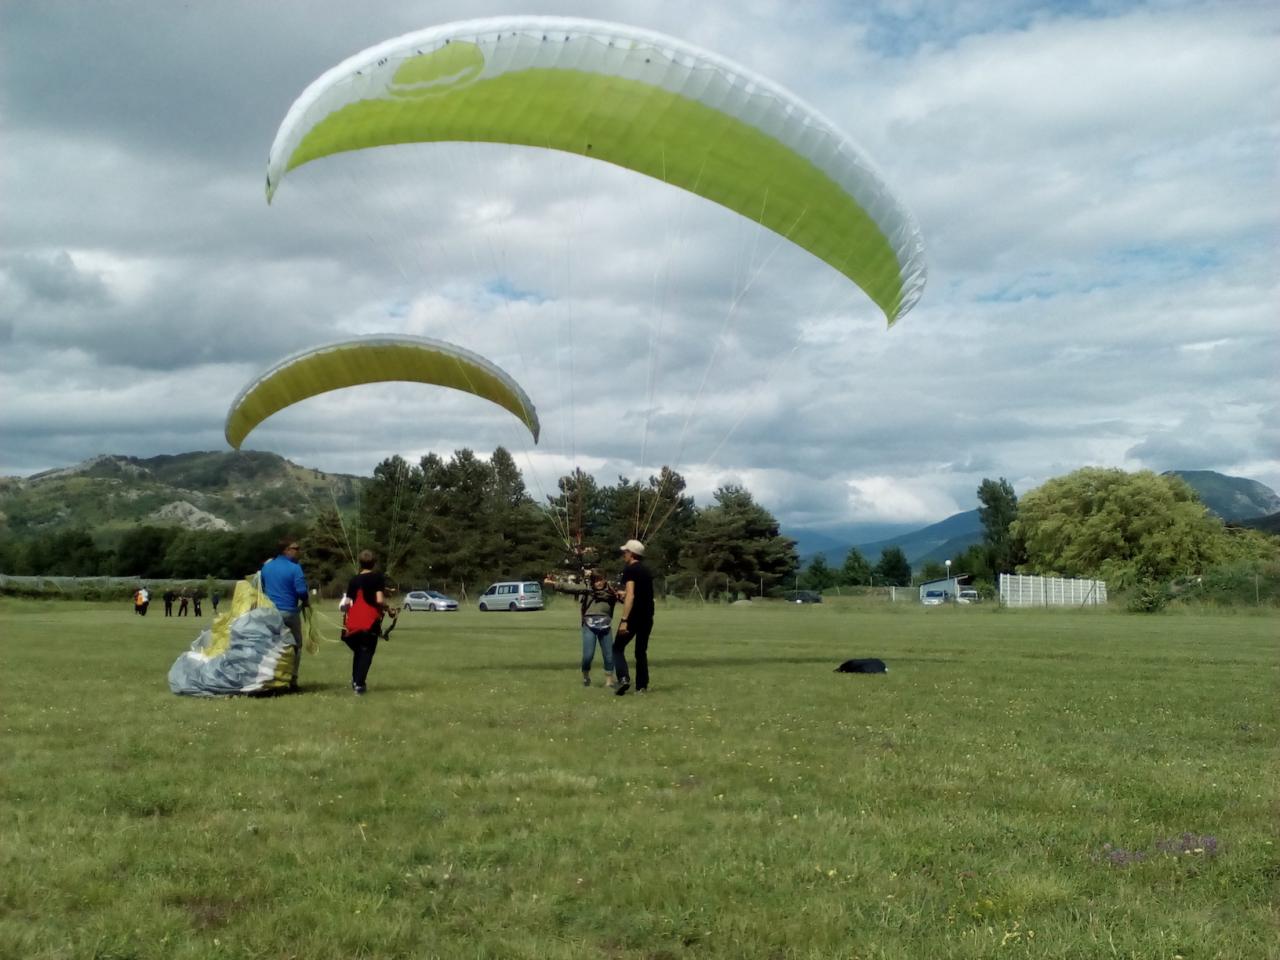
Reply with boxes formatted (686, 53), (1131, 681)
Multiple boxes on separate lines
(614, 539), (656, 696)
(342, 550), (387, 695)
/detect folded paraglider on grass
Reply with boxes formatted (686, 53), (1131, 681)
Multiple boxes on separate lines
(168, 576), (320, 697)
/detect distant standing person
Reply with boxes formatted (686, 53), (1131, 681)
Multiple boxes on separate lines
(139, 586), (150, 617)
(544, 570), (617, 688)
(192, 594), (203, 617)
(163, 589), (175, 617)
(210, 589), (220, 614)
(261, 537), (309, 690)
(613, 539), (655, 696)
(341, 550), (389, 695)
(133, 589), (145, 616)
(177, 591), (189, 616)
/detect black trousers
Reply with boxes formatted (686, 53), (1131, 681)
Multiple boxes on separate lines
(612, 620), (653, 690)
(342, 630), (379, 687)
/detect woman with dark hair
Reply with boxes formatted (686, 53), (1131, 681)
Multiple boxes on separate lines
(342, 550), (388, 695)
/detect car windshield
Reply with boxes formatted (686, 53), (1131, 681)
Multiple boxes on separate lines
(926, 591), (944, 598)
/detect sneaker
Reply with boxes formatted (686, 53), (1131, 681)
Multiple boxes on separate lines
(637, 688), (648, 695)
(615, 680), (630, 696)
(583, 676), (591, 687)
(353, 684), (367, 696)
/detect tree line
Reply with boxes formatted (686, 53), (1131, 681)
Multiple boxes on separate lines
(5, 458), (1274, 602)
(0, 447), (803, 599)
(797, 470), (1279, 599)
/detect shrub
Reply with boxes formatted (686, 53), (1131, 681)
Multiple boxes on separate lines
(1127, 578), (1171, 613)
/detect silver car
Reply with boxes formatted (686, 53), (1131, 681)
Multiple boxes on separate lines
(477, 581), (544, 611)
(403, 590), (459, 612)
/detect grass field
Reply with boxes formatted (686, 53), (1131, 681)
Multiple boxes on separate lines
(2, 597), (1276, 960)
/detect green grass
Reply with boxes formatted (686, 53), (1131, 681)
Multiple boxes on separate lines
(2, 598), (1276, 959)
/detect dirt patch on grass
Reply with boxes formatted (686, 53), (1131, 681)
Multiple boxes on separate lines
(164, 893), (246, 929)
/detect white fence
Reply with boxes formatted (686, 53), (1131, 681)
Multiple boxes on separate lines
(999, 573), (1107, 607)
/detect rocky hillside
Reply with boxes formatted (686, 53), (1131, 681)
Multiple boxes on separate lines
(1166, 470), (1280, 522)
(0, 452), (363, 540)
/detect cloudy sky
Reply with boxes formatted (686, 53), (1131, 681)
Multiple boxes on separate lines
(2, 0), (1276, 533)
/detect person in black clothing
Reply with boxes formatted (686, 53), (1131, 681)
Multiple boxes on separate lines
(342, 550), (389, 695)
(613, 539), (655, 696)
(163, 589), (175, 617)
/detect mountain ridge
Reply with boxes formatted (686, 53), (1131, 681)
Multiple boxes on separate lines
(0, 451), (363, 540)
(789, 469), (1279, 567)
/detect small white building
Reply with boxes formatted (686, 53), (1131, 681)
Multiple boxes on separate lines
(918, 575), (967, 602)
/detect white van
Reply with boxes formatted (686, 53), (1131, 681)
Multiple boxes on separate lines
(477, 581), (544, 612)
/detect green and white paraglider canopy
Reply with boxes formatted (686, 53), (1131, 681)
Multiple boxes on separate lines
(224, 334), (541, 450)
(266, 16), (926, 325)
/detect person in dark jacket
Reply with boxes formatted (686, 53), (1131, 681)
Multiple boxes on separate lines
(545, 570), (617, 688)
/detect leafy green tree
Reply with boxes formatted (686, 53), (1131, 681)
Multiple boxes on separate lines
(164, 530), (213, 579)
(838, 547), (872, 586)
(0, 536), (19, 574)
(41, 529), (105, 576)
(919, 560), (948, 582)
(977, 477), (1024, 574)
(303, 506), (358, 593)
(952, 542), (995, 592)
(601, 467), (696, 581)
(800, 553), (837, 591)
(873, 546), (912, 586)
(678, 485), (797, 597)
(360, 455), (426, 572)
(113, 526), (179, 578)
(1012, 467), (1229, 586)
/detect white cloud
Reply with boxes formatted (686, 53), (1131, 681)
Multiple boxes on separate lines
(2, 0), (1277, 525)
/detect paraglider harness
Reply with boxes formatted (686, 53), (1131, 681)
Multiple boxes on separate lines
(578, 580), (617, 638)
(342, 587), (400, 642)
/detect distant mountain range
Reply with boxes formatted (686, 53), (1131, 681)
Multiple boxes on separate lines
(0, 452), (362, 542)
(1162, 470), (1280, 521)
(789, 470), (1280, 567)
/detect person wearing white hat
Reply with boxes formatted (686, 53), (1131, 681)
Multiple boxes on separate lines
(613, 539), (655, 696)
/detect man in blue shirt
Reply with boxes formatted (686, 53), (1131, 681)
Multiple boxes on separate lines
(260, 536), (309, 689)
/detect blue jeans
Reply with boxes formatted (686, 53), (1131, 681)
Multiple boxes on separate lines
(581, 626), (615, 674)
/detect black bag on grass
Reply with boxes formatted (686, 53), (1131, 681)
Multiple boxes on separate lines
(835, 658), (887, 674)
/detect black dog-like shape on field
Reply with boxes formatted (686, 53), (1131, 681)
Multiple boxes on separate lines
(835, 658), (887, 674)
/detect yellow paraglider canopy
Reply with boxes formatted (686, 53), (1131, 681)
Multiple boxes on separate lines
(224, 334), (540, 449)
(266, 16), (926, 324)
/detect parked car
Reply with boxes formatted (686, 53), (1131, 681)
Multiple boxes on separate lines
(783, 590), (823, 604)
(403, 590), (458, 612)
(921, 590), (946, 606)
(956, 589), (980, 604)
(478, 581), (544, 611)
